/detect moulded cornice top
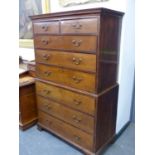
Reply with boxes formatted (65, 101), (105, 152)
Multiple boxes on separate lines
(30, 7), (124, 20)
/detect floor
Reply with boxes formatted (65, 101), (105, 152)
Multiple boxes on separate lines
(19, 123), (135, 155)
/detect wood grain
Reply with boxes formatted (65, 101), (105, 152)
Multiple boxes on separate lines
(31, 8), (124, 155)
(34, 35), (97, 52)
(33, 21), (59, 34)
(38, 111), (93, 151)
(36, 64), (96, 93)
(96, 13), (123, 92)
(37, 96), (94, 134)
(35, 50), (96, 72)
(19, 82), (37, 130)
(95, 85), (118, 151)
(36, 81), (96, 116)
(61, 18), (98, 34)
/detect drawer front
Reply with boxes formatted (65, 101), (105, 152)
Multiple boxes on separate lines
(37, 96), (94, 134)
(34, 35), (97, 52)
(61, 18), (98, 34)
(33, 21), (59, 34)
(36, 81), (95, 116)
(38, 111), (93, 151)
(35, 50), (96, 72)
(36, 64), (96, 92)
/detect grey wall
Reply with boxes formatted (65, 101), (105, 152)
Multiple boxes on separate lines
(130, 78), (135, 123)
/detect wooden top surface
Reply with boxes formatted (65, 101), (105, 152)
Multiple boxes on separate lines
(19, 76), (35, 87)
(30, 8), (124, 20)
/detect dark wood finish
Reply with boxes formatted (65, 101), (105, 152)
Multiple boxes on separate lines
(35, 50), (96, 72)
(37, 96), (94, 134)
(33, 21), (59, 34)
(36, 63), (96, 92)
(94, 85), (118, 151)
(30, 8), (123, 20)
(36, 81), (96, 116)
(19, 75), (37, 130)
(38, 111), (93, 151)
(61, 18), (98, 34)
(96, 13), (123, 92)
(34, 35), (97, 52)
(31, 8), (123, 155)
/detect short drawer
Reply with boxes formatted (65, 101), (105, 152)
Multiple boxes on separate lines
(61, 18), (98, 34)
(34, 35), (97, 52)
(36, 81), (95, 116)
(36, 64), (96, 93)
(38, 111), (93, 151)
(37, 96), (94, 134)
(33, 21), (59, 34)
(35, 50), (96, 72)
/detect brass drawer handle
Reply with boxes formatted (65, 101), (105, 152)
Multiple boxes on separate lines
(41, 25), (48, 31)
(45, 119), (52, 126)
(44, 71), (52, 76)
(45, 119), (49, 124)
(72, 57), (82, 65)
(74, 135), (81, 141)
(72, 115), (81, 123)
(72, 22), (82, 29)
(42, 39), (49, 45)
(42, 54), (50, 60)
(72, 40), (82, 47)
(47, 105), (51, 110)
(44, 104), (52, 110)
(72, 76), (83, 83)
(73, 99), (81, 105)
(43, 89), (51, 94)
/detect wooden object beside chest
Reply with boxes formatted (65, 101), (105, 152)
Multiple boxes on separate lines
(31, 8), (123, 154)
(19, 73), (37, 130)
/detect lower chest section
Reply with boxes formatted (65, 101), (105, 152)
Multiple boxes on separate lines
(36, 80), (96, 151)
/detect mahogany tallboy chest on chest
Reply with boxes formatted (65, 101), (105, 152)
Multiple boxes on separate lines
(31, 8), (124, 155)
